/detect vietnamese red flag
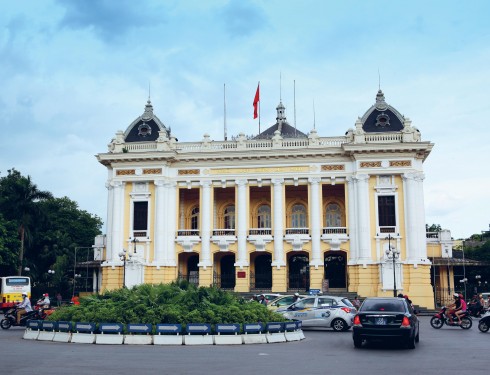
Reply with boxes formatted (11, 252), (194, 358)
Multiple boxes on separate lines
(253, 83), (260, 119)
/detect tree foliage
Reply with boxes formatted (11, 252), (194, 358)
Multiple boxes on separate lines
(0, 169), (102, 297)
(47, 283), (289, 328)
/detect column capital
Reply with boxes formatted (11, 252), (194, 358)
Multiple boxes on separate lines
(154, 180), (166, 187)
(235, 179), (248, 187)
(111, 180), (124, 188)
(200, 180), (213, 188)
(354, 174), (369, 182)
(403, 172), (425, 182)
(308, 177), (321, 185)
(272, 178), (284, 186)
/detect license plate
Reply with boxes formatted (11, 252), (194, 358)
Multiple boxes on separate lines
(375, 317), (386, 325)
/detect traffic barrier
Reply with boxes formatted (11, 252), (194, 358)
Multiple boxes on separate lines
(153, 324), (183, 345)
(184, 324), (213, 345)
(241, 323), (267, 344)
(37, 321), (57, 341)
(96, 323), (124, 345)
(124, 324), (153, 345)
(71, 322), (96, 344)
(23, 320), (41, 340)
(214, 324), (242, 345)
(53, 321), (72, 342)
(265, 322), (286, 343)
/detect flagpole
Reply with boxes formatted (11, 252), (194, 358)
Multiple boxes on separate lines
(258, 81), (261, 134)
(224, 83), (227, 141)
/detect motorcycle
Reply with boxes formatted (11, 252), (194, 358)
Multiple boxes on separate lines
(0, 306), (46, 330)
(478, 309), (490, 333)
(430, 306), (472, 330)
(467, 305), (487, 318)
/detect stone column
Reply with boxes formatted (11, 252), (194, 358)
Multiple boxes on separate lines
(111, 181), (125, 263)
(346, 176), (358, 263)
(235, 179), (249, 268)
(355, 174), (371, 263)
(403, 172), (427, 262)
(198, 180), (212, 268)
(272, 178), (286, 267)
(153, 180), (166, 265)
(308, 177), (322, 267)
(105, 180), (114, 262)
(165, 181), (177, 266)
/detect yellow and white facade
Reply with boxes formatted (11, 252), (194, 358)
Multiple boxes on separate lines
(96, 90), (436, 308)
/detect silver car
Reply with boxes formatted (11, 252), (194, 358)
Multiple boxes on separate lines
(277, 295), (356, 331)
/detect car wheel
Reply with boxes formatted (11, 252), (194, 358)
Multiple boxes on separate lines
(430, 316), (443, 329)
(331, 318), (346, 332)
(353, 336), (362, 348)
(0, 318), (12, 330)
(460, 317), (472, 330)
(478, 320), (490, 333)
(415, 331), (420, 343)
(406, 334), (416, 349)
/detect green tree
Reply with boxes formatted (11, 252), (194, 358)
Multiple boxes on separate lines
(426, 223), (442, 232)
(0, 169), (53, 275)
(0, 213), (20, 275)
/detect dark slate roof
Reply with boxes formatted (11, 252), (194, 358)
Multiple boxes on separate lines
(254, 122), (308, 140)
(124, 99), (170, 143)
(361, 90), (405, 133)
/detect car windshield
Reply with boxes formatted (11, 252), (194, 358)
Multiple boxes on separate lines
(361, 299), (406, 312)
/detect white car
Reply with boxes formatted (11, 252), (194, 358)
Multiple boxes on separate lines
(267, 294), (307, 311)
(277, 295), (357, 331)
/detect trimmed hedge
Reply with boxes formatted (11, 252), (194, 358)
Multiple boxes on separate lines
(47, 281), (288, 325)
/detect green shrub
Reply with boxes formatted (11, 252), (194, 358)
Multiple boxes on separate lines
(47, 283), (289, 325)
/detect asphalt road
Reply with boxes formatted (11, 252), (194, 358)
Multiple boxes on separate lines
(1, 316), (487, 375)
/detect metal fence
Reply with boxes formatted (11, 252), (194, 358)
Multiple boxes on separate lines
(249, 272), (272, 292)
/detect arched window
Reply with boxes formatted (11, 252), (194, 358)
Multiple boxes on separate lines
(224, 205), (235, 229)
(191, 207), (199, 230)
(325, 203), (342, 227)
(257, 205), (271, 228)
(291, 204), (307, 227)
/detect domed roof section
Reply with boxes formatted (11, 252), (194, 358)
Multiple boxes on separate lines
(361, 90), (404, 133)
(254, 101), (308, 140)
(124, 99), (170, 142)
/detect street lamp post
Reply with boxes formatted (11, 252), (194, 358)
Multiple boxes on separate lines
(47, 269), (55, 288)
(385, 235), (400, 297)
(118, 249), (132, 288)
(475, 275), (481, 294)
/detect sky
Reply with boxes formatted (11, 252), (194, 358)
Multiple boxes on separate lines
(1, 0), (489, 240)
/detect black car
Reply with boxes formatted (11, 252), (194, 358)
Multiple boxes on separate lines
(352, 297), (419, 349)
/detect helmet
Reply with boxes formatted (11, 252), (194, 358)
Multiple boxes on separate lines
(294, 293), (299, 297)
(43, 293), (48, 297)
(22, 292), (27, 297)
(453, 293), (460, 298)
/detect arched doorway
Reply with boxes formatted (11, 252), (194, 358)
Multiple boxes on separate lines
(324, 251), (347, 289)
(288, 253), (309, 292)
(213, 253), (236, 290)
(178, 253), (199, 286)
(251, 253), (272, 290)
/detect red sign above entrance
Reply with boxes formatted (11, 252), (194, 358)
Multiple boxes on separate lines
(237, 271), (246, 278)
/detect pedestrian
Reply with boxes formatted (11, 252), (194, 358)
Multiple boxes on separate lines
(352, 296), (361, 310)
(258, 294), (268, 306)
(56, 292), (62, 307)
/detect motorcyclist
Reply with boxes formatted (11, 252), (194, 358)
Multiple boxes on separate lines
(37, 293), (51, 309)
(446, 293), (464, 324)
(455, 294), (467, 324)
(16, 292), (33, 324)
(468, 294), (482, 316)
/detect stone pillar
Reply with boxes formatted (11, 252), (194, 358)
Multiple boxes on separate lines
(235, 179), (249, 268)
(105, 180), (114, 262)
(153, 180), (166, 265)
(308, 177), (322, 267)
(198, 180), (212, 268)
(165, 181), (177, 266)
(110, 181), (125, 263)
(346, 176), (358, 263)
(355, 174), (371, 263)
(403, 172), (427, 262)
(272, 178), (286, 267)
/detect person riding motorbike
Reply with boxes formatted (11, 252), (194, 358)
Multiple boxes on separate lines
(468, 294), (482, 316)
(455, 294), (468, 323)
(16, 292), (33, 324)
(445, 293), (462, 324)
(292, 293), (301, 303)
(37, 293), (51, 309)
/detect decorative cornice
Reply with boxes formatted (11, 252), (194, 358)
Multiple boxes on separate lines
(178, 169), (200, 175)
(116, 169), (136, 176)
(321, 164), (345, 171)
